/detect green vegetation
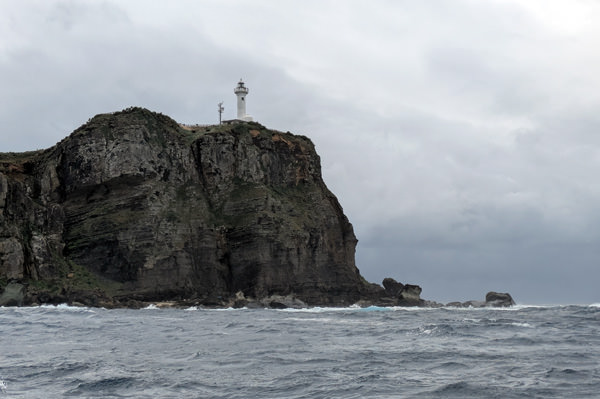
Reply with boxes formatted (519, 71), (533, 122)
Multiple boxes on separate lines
(64, 259), (122, 296)
(0, 150), (43, 176)
(0, 150), (42, 163)
(27, 253), (123, 298)
(177, 120), (276, 145)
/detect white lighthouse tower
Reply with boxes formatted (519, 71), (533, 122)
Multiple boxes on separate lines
(234, 79), (253, 121)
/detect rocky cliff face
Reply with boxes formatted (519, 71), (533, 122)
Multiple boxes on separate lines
(0, 107), (375, 307)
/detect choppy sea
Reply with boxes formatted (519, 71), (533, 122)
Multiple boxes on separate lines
(0, 304), (599, 398)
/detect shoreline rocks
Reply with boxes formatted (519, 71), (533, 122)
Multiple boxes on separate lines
(0, 278), (516, 309)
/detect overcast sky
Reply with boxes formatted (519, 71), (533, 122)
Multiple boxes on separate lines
(2, 0), (600, 304)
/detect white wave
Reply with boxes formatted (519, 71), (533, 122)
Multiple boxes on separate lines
(502, 305), (546, 311)
(38, 303), (96, 312)
(388, 306), (439, 312)
(357, 306), (392, 312)
(277, 305), (442, 313)
(277, 306), (353, 313)
(0, 379), (7, 393)
(439, 304), (556, 311)
(277, 305), (394, 313)
(297, 303), (594, 311)
(589, 303), (600, 308)
(485, 304), (600, 311)
(187, 305), (249, 311)
(142, 304), (159, 310)
(510, 322), (533, 328)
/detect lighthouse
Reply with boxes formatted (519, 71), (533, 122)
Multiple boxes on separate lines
(234, 79), (253, 121)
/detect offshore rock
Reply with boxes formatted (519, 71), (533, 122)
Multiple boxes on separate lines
(382, 277), (404, 297)
(0, 107), (371, 307)
(485, 291), (515, 307)
(364, 278), (429, 307)
(398, 284), (423, 306)
(446, 291), (516, 308)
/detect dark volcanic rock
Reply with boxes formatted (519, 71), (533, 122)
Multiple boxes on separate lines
(365, 278), (428, 307)
(485, 291), (515, 307)
(398, 284), (423, 306)
(382, 277), (404, 297)
(445, 291), (516, 308)
(0, 107), (371, 307)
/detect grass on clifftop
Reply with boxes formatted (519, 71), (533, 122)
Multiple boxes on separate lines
(2, 107), (312, 163)
(0, 151), (43, 176)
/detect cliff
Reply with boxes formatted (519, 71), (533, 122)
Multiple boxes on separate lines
(0, 107), (379, 307)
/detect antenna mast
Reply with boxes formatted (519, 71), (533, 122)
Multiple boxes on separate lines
(218, 102), (224, 124)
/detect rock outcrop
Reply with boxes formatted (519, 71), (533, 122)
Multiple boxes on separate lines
(382, 277), (404, 297)
(0, 107), (378, 307)
(356, 277), (439, 307)
(446, 291), (516, 308)
(484, 291), (515, 307)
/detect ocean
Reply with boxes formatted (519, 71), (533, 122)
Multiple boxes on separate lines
(0, 304), (599, 398)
